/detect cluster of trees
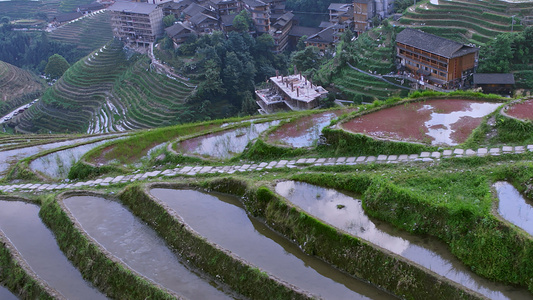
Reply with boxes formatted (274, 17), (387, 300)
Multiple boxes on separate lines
(0, 24), (85, 73)
(478, 27), (533, 73)
(159, 30), (287, 119)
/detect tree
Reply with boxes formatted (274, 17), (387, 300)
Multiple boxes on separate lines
(233, 10), (253, 32)
(478, 34), (513, 73)
(296, 35), (307, 51)
(163, 15), (176, 28)
(290, 46), (322, 74)
(44, 54), (70, 79)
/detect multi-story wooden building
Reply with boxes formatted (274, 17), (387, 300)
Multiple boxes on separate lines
(328, 3), (353, 24)
(108, 1), (164, 46)
(207, 0), (242, 16)
(353, 0), (369, 33)
(270, 12), (294, 52)
(396, 28), (479, 89)
(242, 0), (270, 33)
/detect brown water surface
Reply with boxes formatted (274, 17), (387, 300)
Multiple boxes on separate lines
(494, 181), (533, 236)
(275, 181), (532, 300)
(0, 200), (106, 300)
(267, 109), (356, 148)
(341, 99), (500, 145)
(505, 99), (533, 120)
(63, 196), (232, 300)
(0, 285), (18, 300)
(150, 188), (397, 300)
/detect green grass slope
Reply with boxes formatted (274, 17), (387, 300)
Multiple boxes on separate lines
(16, 39), (196, 134)
(398, 0), (533, 45)
(0, 60), (44, 115)
(49, 10), (112, 53)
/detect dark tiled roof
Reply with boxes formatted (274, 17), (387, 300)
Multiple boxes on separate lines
(328, 3), (352, 11)
(108, 1), (158, 14)
(289, 25), (320, 37)
(307, 26), (335, 44)
(78, 2), (104, 11)
(183, 3), (209, 16)
(220, 14), (237, 26)
(165, 22), (194, 38)
(319, 21), (333, 28)
(473, 73), (515, 85)
(396, 28), (478, 58)
(242, 0), (267, 8)
(54, 12), (83, 23)
(353, 0), (370, 4)
(190, 13), (217, 25)
(272, 11), (293, 27)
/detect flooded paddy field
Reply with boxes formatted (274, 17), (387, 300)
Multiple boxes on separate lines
(341, 99), (501, 146)
(0, 285), (17, 300)
(267, 109), (356, 148)
(63, 195), (231, 300)
(174, 120), (280, 159)
(0, 200), (106, 300)
(29, 137), (123, 179)
(275, 181), (531, 300)
(504, 99), (533, 121)
(494, 182), (533, 236)
(150, 188), (397, 300)
(0, 134), (122, 177)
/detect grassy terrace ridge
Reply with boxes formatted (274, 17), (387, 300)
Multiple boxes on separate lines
(397, 0), (533, 45)
(0, 60), (44, 115)
(16, 39), (196, 134)
(49, 10), (113, 53)
(4, 92), (533, 298)
(325, 24), (410, 103)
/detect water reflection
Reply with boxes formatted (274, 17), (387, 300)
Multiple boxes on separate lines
(494, 182), (533, 236)
(63, 196), (230, 300)
(175, 121), (280, 159)
(275, 181), (531, 300)
(267, 110), (353, 148)
(29, 138), (121, 178)
(150, 188), (396, 300)
(0, 200), (106, 300)
(0, 285), (18, 300)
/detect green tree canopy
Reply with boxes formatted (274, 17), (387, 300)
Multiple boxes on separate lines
(163, 15), (176, 28)
(233, 10), (253, 32)
(44, 54), (70, 79)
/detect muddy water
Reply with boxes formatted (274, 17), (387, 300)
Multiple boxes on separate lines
(275, 181), (532, 300)
(505, 99), (533, 121)
(150, 188), (396, 300)
(0, 200), (106, 300)
(267, 110), (355, 148)
(494, 182), (533, 236)
(0, 286), (18, 300)
(29, 138), (122, 179)
(175, 120), (280, 159)
(63, 196), (231, 300)
(341, 99), (500, 146)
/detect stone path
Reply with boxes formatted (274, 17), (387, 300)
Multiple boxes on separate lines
(0, 145), (531, 193)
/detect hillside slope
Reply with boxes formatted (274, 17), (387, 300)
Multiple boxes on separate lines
(15, 39), (196, 134)
(0, 60), (44, 114)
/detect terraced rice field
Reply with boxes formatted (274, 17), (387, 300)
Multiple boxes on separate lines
(0, 61), (44, 114)
(332, 27), (409, 103)
(0, 0), (59, 19)
(49, 10), (113, 53)
(16, 40), (195, 134)
(504, 98), (533, 120)
(399, 0), (533, 45)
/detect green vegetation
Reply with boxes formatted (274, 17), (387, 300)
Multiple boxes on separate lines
(398, 0), (533, 45)
(0, 218), (54, 299)
(44, 54), (70, 79)
(119, 183), (310, 300)
(39, 193), (177, 299)
(48, 11), (113, 53)
(0, 60), (44, 115)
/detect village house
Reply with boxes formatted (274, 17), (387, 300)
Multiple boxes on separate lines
(473, 73), (515, 95)
(255, 74), (328, 113)
(165, 21), (196, 44)
(242, 0), (271, 33)
(396, 28), (479, 89)
(269, 11), (294, 52)
(108, 1), (164, 46)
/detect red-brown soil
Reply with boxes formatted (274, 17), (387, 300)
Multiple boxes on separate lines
(505, 99), (533, 121)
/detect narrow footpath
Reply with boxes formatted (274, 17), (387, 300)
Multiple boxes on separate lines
(0, 145), (530, 193)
